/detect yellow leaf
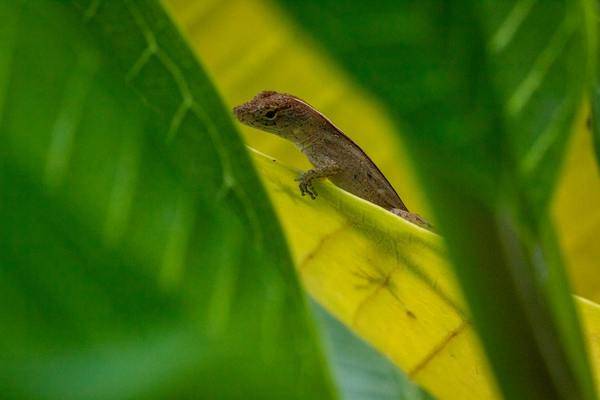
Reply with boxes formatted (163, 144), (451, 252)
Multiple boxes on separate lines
(250, 148), (600, 400)
(250, 148), (497, 398)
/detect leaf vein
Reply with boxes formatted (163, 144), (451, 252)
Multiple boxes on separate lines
(45, 51), (98, 189)
(490, 0), (536, 53)
(520, 94), (573, 174)
(126, 44), (156, 82)
(104, 130), (141, 245)
(125, 1), (265, 248)
(507, 14), (575, 117)
(166, 100), (190, 141)
(160, 192), (196, 288)
(408, 320), (469, 378)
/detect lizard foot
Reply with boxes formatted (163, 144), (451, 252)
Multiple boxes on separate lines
(296, 176), (317, 199)
(390, 208), (434, 231)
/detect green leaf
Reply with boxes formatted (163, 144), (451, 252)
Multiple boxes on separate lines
(0, 1), (335, 398)
(275, 1), (596, 399)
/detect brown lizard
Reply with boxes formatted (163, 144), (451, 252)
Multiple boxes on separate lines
(233, 91), (432, 230)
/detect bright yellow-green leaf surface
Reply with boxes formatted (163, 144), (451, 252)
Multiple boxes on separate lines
(249, 147), (600, 400)
(164, 0), (600, 398)
(249, 148), (495, 399)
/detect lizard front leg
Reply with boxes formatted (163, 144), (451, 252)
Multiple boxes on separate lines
(296, 161), (340, 199)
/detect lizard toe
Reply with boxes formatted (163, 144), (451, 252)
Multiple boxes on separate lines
(298, 182), (308, 197)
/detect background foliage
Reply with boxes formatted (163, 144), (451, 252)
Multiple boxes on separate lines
(1, 1), (600, 399)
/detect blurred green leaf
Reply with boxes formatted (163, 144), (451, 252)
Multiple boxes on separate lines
(276, 1), (596, 399)
(0, 1), (336, 398)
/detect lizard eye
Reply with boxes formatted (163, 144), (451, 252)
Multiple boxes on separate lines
(265, 110), (277, 119)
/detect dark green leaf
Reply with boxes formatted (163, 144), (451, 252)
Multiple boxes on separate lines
(0, 1), (335, 398)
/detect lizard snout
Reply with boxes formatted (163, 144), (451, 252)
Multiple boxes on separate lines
(233, 103), (251, 124)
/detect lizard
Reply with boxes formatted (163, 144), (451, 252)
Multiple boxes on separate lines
(233, 91), (432, 230)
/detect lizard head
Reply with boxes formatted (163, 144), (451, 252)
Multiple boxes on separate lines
(233, 91), (316, 142)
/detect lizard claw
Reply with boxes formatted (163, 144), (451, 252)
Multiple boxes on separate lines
(390, 208), (434, 231)
(297, 177), (317, 199)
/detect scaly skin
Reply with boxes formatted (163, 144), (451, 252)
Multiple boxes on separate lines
(234, 91), (432, 230)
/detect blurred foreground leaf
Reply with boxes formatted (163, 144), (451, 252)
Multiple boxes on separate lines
(0, 1), (336, 398)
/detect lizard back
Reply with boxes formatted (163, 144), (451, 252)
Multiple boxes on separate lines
(298, 101), (408, 212)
